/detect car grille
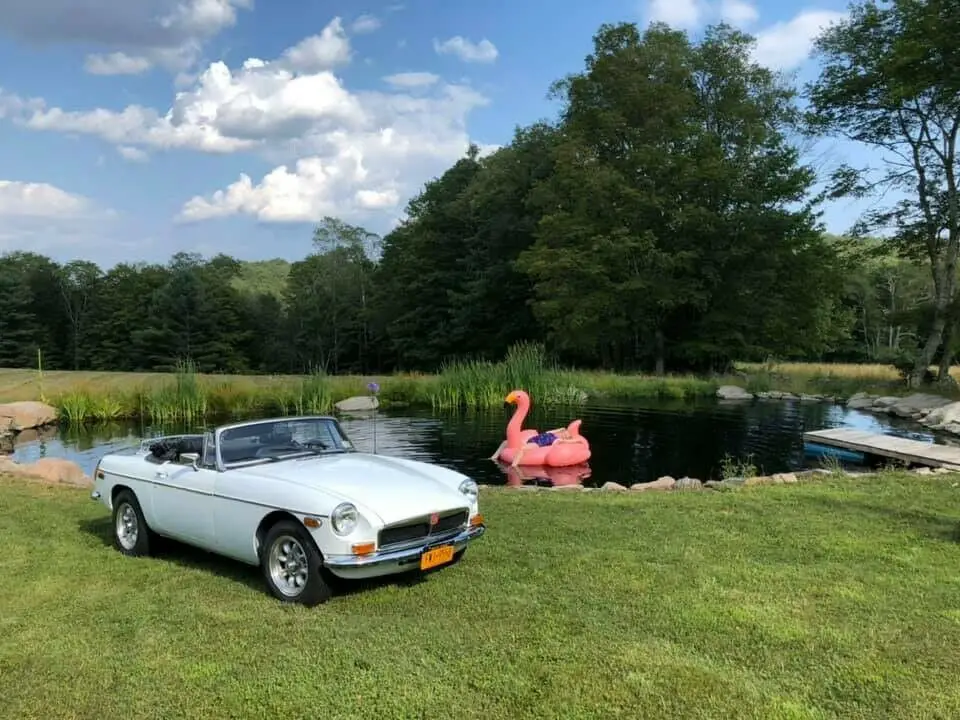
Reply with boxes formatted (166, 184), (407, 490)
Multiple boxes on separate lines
(378, 509), (469, 548)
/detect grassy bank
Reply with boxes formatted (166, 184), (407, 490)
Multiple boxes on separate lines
(2, 471), (959, 718)
(6, 344), (726, 423)
(737, 360), (960, 397)
(0, 347), (949, 423)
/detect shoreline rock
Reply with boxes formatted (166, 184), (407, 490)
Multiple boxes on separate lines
(0, 401), (59, 456)
(715, 385), (960, 440)
(0, 456), (90, 488)
(486, 463), (954, 493)
(0, 401), (59, 434)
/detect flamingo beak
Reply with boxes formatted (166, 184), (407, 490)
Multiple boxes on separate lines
(504, 392), (517, 405)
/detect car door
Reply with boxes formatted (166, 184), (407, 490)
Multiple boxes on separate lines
(148, 434), (217, 547)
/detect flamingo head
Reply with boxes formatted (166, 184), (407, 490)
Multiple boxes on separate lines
(504, 389), (529, 406)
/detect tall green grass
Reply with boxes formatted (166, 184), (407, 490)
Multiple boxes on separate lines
(51, 361), (340, 424)
(429, 342), (718, 410)
(45, 345), (736, 424)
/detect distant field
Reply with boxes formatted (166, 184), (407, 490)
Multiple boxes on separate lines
(2, 471), (959, 718)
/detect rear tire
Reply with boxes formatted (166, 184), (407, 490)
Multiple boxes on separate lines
(261, 520), (332, 606)
(112, 490), (153, 557)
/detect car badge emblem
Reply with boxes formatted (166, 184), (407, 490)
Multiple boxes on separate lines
(429, 513), (439, 525)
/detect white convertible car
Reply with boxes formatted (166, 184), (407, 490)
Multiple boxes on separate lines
(90, 415), (486, 606)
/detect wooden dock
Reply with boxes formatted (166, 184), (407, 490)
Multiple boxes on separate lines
(803, 428), (960, 471)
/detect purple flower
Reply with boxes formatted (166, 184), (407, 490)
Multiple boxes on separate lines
(367, 382), (380, 394)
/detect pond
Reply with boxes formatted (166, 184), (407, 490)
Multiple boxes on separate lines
(8, 398), (941, 487)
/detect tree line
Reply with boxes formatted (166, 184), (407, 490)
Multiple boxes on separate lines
(2, 5), (957, 383)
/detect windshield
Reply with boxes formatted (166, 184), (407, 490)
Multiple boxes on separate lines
(217, 417), (354, 466)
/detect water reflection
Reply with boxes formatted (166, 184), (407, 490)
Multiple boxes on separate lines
(7, 398), (943, 487)
(493, 462), (593, 487)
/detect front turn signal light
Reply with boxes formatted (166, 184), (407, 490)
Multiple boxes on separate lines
(351, 542), (375, 556)
(470, 514), (484, 527)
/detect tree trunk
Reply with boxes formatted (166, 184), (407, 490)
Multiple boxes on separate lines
(654, 329), (665, 376)
(938, 319), (955, 385)
(911, 258), (958, 386)
(911, 317), (944, 386)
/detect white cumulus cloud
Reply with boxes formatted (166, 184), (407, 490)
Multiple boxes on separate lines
(0, 16), (490, 227)
(281, 17), (352, 72)
(641, 1), (846, 71)
(351, 14), (382, 34)
(751, 9), (846, 70)
(718, 0), (759, 25)
(84, 51), (153, 75)
(0, 0), (252, 76)
(433, 36), (498, 63)
(646, 0), (704, 29)
(117, 145), (149, 162)
(0, 180), (117, 253)
(0, 180), (92, 217)
(383, 72), (440, 89)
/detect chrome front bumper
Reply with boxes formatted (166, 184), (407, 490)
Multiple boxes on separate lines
(323, 523), (486, 579)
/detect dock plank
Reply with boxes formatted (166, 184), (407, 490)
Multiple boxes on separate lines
(803, 428), (960, 470)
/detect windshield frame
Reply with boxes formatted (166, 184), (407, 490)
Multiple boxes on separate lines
(212, 415), (355, 471)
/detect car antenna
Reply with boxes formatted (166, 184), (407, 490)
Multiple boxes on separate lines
(367, 382), (380, 454)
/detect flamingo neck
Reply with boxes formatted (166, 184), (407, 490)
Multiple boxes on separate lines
(506, 398), (529, 446)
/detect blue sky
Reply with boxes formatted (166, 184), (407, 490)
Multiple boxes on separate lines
(0, 0), (865, 267)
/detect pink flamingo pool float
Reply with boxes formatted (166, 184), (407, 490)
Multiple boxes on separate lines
(491, 389), (591, 467)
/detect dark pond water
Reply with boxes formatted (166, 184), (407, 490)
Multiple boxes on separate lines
(9, 398), (945, 487)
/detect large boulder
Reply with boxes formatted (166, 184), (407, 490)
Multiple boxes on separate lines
(0, 401), (58, 433)
(921, 401), (960, 430)
(334, 395), (379, 412)
(845, 392), (878, 410)
(717, 385), (753, 401)
(886, 393), (952, 418)
(0, 456), (90, 487)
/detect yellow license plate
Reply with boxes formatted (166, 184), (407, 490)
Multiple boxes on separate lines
(420, 545), (454, 570)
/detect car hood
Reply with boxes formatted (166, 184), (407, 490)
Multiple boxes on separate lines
(232, 452), (470, 525)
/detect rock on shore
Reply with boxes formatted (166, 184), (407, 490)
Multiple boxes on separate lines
(0, 456), (90, 488)
(0, 401), (58, 434)
(843, 392), (960, 435)
(715, 385), (833, 403)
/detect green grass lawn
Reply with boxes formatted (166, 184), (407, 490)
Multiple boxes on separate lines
(2, 473), (960, 719)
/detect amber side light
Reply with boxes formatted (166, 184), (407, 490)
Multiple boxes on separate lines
(303, 517), (322, 529)
(351, 542), (375, 556)
(470, 514), (484, 527)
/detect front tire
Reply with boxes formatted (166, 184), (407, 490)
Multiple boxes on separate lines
(261, 520), (332, 606)
(112, 490), (153, 557)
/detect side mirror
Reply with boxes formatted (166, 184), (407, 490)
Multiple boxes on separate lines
(180, 452), (200, 471)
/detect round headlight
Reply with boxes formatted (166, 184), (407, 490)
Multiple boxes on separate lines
(331, 502), (358, 535)
(458, 479), (478, 501)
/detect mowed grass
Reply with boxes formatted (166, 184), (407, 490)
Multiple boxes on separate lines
(2, 473), (960, 718)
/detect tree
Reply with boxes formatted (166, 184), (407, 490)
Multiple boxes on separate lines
(57, 260), (102, 370)
(375, 146), (483, 368)
(517, 22), (848, 371)
(807, 0), (960, 386)
(0, 261), (39, 367)
(447, 124), (557, 360)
